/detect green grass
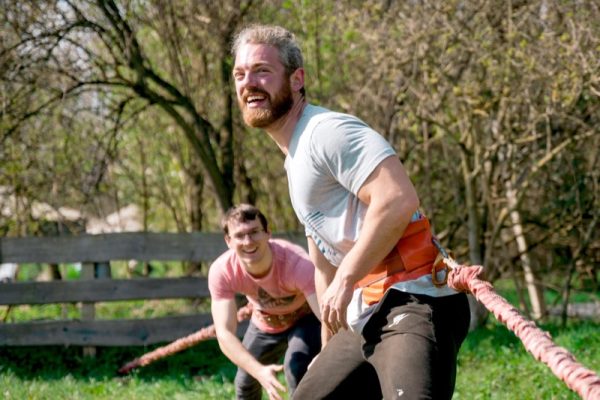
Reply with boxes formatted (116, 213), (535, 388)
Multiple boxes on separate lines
(1, 276), (598, 399)
(0, 341), (238, 400)
(1, 319), (597, 399)
(454, 319), (599, 400)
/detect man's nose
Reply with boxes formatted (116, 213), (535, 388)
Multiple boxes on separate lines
(241, 72), (258, 89)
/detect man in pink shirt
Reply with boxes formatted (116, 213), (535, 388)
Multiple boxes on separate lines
(208, 204), (321, 400)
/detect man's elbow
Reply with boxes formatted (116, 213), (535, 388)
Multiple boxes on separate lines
(214, 328), (232, 352)
(391, 189), (420, 220)
(405, 190), (420, 215)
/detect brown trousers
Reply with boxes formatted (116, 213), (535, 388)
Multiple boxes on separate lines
(293, 291), (470, 400)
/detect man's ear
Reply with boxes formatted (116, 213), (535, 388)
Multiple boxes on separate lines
(224, 234), (233, 249)
(291, 68), (304, 92)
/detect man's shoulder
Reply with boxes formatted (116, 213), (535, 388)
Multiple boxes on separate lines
(306, 104), (356, 124)
(269, 237), (307, 255)
(305, 104), (358, 126)
(208, 249), (237, 276)
(304, 105), (372, 145)
(269, 238), (312, 266)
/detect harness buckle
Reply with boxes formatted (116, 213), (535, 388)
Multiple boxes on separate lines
(431, 237), (450, 287)
(432, 253), (449, 287)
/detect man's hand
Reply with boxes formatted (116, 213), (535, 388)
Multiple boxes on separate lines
(320, 274), (353, 334)
(256, 364), (286, 400)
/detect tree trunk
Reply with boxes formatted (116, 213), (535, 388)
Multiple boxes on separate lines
(505, 181), (546, 320)
(460, 150), (489, 330)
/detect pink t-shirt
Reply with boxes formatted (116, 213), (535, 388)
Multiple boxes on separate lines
(208, 239), (316, 333)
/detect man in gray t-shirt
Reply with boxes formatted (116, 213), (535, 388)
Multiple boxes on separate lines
(232, 24), (470, 400)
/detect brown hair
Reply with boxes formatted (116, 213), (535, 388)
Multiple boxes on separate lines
(221, 204), (269, 235)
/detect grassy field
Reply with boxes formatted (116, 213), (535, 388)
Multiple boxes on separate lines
(1, 277), (598, 399)
(1, 318), (598, 399)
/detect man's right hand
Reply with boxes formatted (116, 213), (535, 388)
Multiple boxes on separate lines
(256, 364), (286, 400)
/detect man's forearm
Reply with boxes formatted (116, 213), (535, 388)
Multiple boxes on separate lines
(216, 329), (263, 378)
(312, 253), (337, 346)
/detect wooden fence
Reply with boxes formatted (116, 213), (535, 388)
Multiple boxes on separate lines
(0, 232), (305, 347)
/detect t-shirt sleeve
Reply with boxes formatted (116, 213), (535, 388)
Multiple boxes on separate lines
(293, 256), (316, 296)
(311, 115), (396, 195)
(207, 253), (236, 301)
(271, 240), (315, 296)
(281, 242), (316, 296)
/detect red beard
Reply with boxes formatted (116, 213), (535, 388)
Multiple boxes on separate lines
(240, 77), (293, 128)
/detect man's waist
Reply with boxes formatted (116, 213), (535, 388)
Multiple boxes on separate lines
(255, 302), (312, 329)
(356, 217), (449, 305)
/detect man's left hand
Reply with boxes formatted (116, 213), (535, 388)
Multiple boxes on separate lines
(320, 275), (353, 334)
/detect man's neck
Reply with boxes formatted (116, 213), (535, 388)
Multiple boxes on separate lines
(245, 247), (273, 279)
(264, 98), (307, 155)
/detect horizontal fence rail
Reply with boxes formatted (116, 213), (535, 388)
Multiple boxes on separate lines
(0, 231), (307, 263)
(0, 315), (213, 346)
(0, 231), (306, 347)
(0, 277), (209, 305)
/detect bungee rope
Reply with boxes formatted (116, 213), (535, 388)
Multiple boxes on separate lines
(443, 256), (600, 400)
(117, 254), (600, 399)
(117, 303), (253, 374)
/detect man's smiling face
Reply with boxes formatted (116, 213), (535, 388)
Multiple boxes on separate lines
(233, 43), (293, 128)
(224, 217), (270, 270)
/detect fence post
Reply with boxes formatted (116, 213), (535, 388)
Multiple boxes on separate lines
(80, 261), (111, 356)
(81, 262), (95, 356)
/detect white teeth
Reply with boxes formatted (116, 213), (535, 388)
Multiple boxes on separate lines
(247, 95), (265, 102)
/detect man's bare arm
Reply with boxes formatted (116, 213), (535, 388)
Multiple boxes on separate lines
(307, 236), (337, 346)
(320, 156), (420, 333)
(212, 298), (286, 400)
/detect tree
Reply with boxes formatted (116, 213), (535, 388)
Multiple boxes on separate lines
(1, 0), (256, 217)
(1, 1), (597, 320)
(327, 0), (599, 322)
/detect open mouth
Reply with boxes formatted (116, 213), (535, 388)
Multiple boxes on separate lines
(244, 91), (269, 107)
(242, 247), (258, 255)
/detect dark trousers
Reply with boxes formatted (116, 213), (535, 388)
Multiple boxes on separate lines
(292, 291), (470, 400)
(235, 313), (321, 400)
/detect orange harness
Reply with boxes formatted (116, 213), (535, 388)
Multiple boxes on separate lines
(357, 217), (448, 305)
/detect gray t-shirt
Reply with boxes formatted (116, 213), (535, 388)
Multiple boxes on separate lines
(285, 104), (395, 266)
(285, 104), (456, 331)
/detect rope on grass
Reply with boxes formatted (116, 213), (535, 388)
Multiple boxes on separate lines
(117, 257), (600, 399)
(117, 303), (253, 374)
(446, 262), (600, 400)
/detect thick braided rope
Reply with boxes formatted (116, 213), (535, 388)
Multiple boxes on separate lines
(118, 303), (253, 374)
(448, 264), (600, 400)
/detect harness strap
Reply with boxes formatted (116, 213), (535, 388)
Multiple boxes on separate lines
(357, 217), (446, 305)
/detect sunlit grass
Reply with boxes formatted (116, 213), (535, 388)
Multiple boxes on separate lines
(455, 319), (599, 400)
(3, 298), (210, 323)
(0, 341), (238, 400)
(1, 320), (597, 399)
(2, 271), (597, 399)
